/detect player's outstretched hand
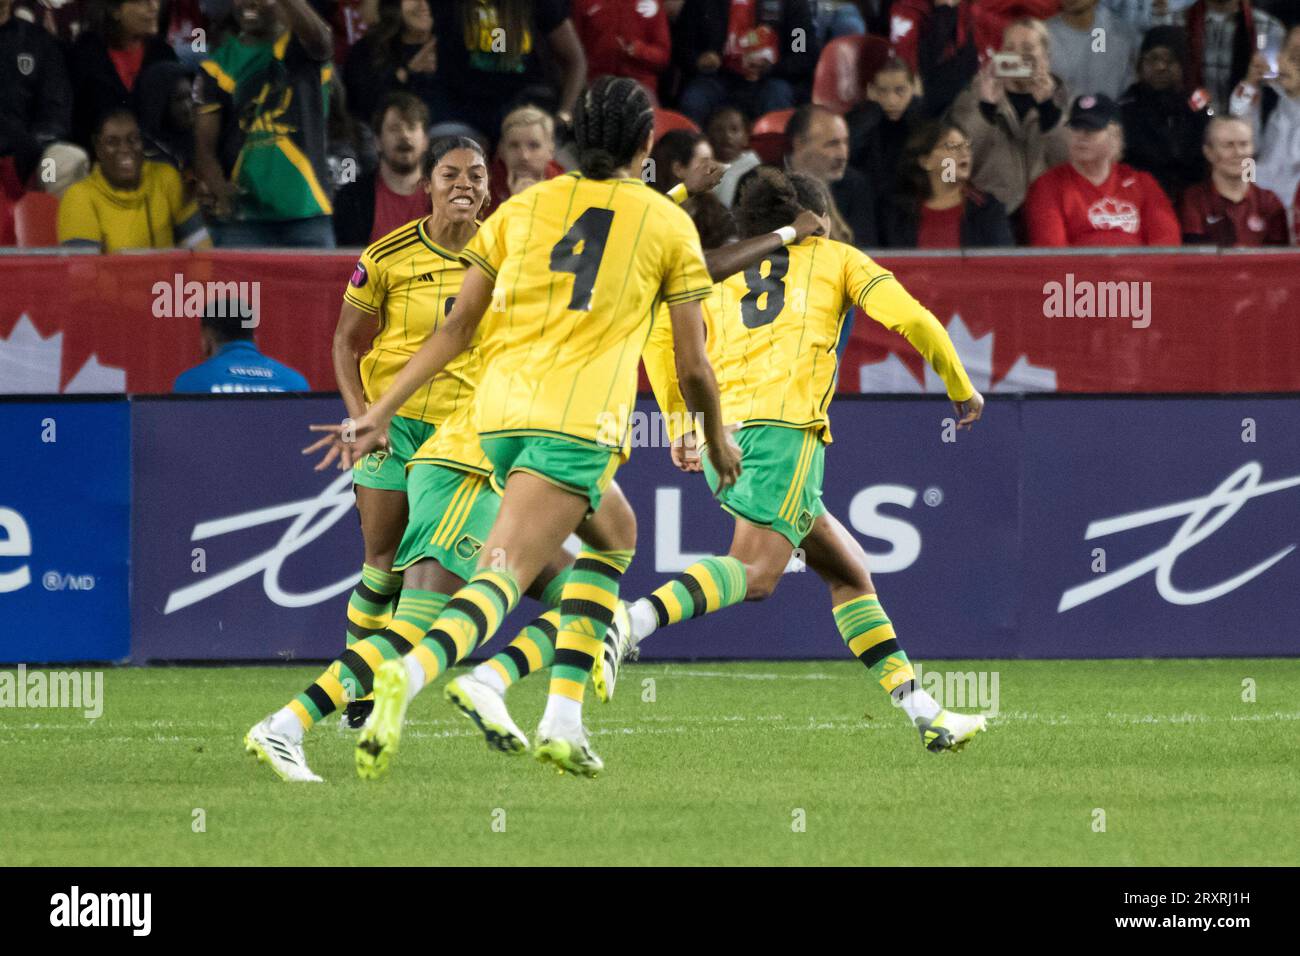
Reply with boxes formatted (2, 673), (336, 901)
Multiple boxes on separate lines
(952, 389), (984, 430)
(683, 158), (728, 196)
(670, 432), (703, 473)
(707, 434), (743, 492)
(303, 414), (388, 471)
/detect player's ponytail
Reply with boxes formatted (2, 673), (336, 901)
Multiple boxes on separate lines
(574, 76), (654, 180)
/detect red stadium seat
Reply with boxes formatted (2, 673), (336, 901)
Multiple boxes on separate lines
(14, 192), (60, 248)
(749, 108), (794, 164)
(812, 35), (892, 115)
(653, 108), (699, 143)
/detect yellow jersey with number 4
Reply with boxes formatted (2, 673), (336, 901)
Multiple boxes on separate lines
(458, 171), (712, 458)
(703, 237), (974, 444)
(344, 218), (482, 427)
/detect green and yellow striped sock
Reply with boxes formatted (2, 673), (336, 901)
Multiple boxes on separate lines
(289, 588), (449, 729)
(833, 594), (916, 696)
(539, 567), (571, 609)
(346, 564), (402, 646)
(483, 609), (560, 690)
(644, 556), (747, 628)
(409, 570), (520, 684)
(549, 548), (634, 701)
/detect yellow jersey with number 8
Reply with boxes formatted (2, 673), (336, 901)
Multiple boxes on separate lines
(459, 172), (712, 459)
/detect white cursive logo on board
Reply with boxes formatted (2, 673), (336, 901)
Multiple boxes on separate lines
(1058, 462), (1299, 612)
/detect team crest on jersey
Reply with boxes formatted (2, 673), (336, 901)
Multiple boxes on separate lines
(1087, 197), (1140, 234)
(453, 534), (484, 561)
(796, 510), (815, 538)
(1247, 214), (1265, 232)
(350, 262), (368, 287)
(17, 54), (35, 76)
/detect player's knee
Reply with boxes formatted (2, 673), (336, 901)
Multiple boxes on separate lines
(743, 565), (782, 602)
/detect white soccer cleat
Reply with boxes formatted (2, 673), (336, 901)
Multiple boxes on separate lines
(244, 718), (323, 782)
(592, 601), (633, 704)
(444, 673), (529, 754)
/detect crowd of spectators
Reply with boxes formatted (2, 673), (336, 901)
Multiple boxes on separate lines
(2, 0), (1299, 252)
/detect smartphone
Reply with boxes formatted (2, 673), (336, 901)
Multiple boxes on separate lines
(992, 53), (1033, 79)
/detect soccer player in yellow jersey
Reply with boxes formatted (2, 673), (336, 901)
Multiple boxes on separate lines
(307, 77), (742, 778)
(610, 169), (992, 753)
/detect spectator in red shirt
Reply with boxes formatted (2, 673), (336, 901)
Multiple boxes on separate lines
(1180, 115), (1289, 244)
(483, 104), (566, 217)
(571, 0), (671, 104)
(332, 92), (430, 246)
(882, 119), (1015, 247)
(1024, 92), (1182, 245)
(68, 0), (177, 148)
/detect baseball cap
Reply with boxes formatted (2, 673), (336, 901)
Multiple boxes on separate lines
(1067, 94), (1119, 130)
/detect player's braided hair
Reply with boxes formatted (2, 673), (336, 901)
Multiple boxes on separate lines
(574, 76), (654, 180)
(788, 173), (829, 217)
(733, 166), (801, 239)
(422, 136), (486, 179)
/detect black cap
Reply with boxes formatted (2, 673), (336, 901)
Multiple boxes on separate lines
(1139, 25), (1189, 68)
(1067, 93), (1119, 131)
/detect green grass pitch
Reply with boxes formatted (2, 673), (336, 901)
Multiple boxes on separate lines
(3, 659), (1297, 866)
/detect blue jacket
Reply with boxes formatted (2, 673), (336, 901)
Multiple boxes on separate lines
(173, 340), (310, 393)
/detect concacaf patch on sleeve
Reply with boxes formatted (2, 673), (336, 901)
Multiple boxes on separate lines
(350, 261), (369, 287)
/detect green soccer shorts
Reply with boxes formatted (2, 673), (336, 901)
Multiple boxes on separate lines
(703, 424), (826, 547)
(393, 462), (502, 581)
(351, 415), (436, 491)
(480, 433), (621, 514)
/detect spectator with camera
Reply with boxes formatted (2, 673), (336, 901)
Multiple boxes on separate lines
(881, 119), (1015, 247)
(1231, 23), (1300, 234)
(1179, 115), (1289, 244)
(704, 106), (762, 207)
(1024, 92), (1182, 245)
(1047, 0), (1141, 101)
(949, 17), (1072, 215)
(1119, 26), (1210, 205)
(671, 0), (818, 123)
(332, 92), (431, 246)
(1185, 0), (1286, 111)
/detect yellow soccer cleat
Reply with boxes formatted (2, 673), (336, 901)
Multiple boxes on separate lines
(591, 601), (632, 704)
(355, 660), (410, 780)
(915, 709), (988, 753)
(533, 721), (604, 778)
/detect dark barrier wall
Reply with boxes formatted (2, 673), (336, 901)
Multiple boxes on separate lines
(4, 251), (1300, 395)
(4, 395), (1298, 663)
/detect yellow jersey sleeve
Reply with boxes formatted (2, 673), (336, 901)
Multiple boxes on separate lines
(845, 246), (974, 402)
(342, 246), (386, 315)
(641, 305), (693, 441)
(658, 206), (713, 306)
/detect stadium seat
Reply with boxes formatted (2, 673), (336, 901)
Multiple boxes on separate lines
(14, 192), (60, 248)
(750, 108), (794, 164)
(812, 35), (892, 115)
(653, 108), (699, 143)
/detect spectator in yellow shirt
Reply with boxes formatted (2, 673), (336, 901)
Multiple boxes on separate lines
(57, 108), (208, 252)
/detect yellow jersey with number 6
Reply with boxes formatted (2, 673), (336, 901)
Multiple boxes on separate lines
(458, 171), (712, 458)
